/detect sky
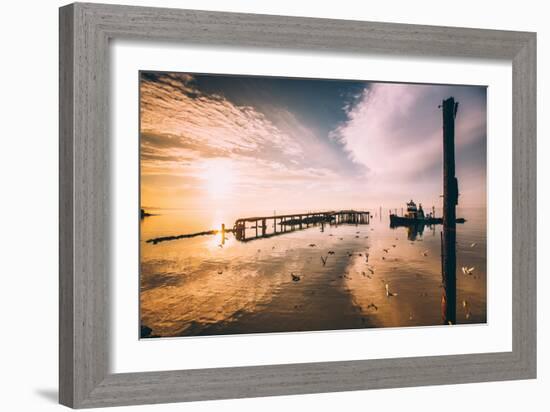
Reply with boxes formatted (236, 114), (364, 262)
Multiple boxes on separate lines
(140, 72), (486, 215)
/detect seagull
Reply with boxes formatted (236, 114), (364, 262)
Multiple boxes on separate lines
(367, 303), (378, 311)
(291, 273), (301, 282)
(421, 250), (429, 256)
(383, 248), (389, 253)
(462, 266), (475, 275)
(309, 243), (316, 247)
(217, 270), (223, 275)
(385, 283), (398, 297)
(470, 242), (477, 248)
(368, 267), (375, 275)
(321, 256), (328, 266)
(328, 250), (335, 255)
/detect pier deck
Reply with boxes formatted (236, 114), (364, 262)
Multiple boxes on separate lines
(233, 210), (370, 241)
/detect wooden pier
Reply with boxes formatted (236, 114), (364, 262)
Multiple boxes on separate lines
(233, 210), (370, 241)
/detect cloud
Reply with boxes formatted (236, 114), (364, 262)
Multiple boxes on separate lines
(330, 83), (487, 206)
(140, 73), (303, 161)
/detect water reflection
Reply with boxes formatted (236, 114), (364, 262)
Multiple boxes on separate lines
(140, 208), (486, 337)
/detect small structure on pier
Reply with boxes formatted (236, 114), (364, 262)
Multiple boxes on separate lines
(405, 200), (424, 220)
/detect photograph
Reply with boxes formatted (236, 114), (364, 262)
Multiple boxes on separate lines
(138, 71), (487, 338)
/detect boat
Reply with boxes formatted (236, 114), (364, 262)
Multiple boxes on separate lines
(389, 200), (465, 226)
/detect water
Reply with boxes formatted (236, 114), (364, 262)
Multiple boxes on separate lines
(140, 208), (486, 337)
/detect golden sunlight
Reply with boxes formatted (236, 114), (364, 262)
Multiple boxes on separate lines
(200, 159), (237, 199)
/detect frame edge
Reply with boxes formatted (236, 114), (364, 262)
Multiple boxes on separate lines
(59, 2), (537, 408)
(59, 3), (76, 408)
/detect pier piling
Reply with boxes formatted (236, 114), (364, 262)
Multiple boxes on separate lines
(441, 97), (459, 325)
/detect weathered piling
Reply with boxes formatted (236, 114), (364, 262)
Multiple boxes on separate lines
(441, 97), (459, 325)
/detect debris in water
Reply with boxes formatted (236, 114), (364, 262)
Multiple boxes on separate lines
(367, 302), (378, 311)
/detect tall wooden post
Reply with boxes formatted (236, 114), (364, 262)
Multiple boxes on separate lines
(441, 97), (459, 325)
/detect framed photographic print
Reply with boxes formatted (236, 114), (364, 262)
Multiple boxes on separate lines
(59, 2), (536, 408)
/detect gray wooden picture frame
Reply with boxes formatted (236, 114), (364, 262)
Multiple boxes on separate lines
(59, 2), (536, 409)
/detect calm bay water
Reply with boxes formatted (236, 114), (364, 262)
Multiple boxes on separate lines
(140, 208), (486, 337)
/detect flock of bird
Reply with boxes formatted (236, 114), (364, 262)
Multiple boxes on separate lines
(281, 226), (480, 322)
(213, 223), (480, 323)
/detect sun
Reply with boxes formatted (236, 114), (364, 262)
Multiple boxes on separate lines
(200, 159), (236, 199)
